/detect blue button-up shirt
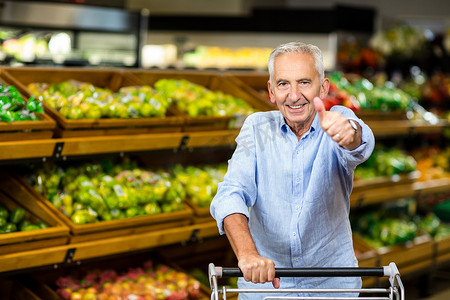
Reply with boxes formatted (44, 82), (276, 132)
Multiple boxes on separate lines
(210, 106), (375, 299)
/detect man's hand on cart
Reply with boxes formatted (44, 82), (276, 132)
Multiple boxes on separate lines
(238, 254), (280, 288)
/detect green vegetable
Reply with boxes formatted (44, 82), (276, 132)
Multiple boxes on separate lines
(35, 221), (48, 229)
(21, 224), (40, 231)
(9, 208), (26, 224)
(2, 223), (17, 233)
(0, 204), (9, 219)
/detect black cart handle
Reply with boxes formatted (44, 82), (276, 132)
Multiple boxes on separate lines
(218, 267), (385, 278)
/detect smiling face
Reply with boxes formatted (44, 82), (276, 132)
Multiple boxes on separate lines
(268, 52), (329, 136)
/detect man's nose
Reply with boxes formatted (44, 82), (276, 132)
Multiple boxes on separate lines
(288, 85), (301, 100)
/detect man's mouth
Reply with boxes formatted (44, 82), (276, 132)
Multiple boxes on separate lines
(288, 103), (306, 109)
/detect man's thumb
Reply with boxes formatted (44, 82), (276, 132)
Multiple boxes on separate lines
(313, 97), (326, 118)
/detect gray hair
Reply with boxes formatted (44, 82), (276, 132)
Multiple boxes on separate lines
(268, 42), (325, 84)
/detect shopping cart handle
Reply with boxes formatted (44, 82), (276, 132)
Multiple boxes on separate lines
(218, 267), (385, 278)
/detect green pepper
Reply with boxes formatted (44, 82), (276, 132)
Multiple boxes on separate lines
(21, 224), (40, 231)
(0, 204), (9, 219)
(3, 223), (17, 233)
(19, 219), (32, 229)
(0, 110), (13, 122)
(0, 217), (7, 228)
(9, 208), (26, 224)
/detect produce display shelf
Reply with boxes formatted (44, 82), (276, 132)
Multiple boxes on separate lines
(350, 179), (417, 207)
(185, 129), (239, 149)
(0, 69), (57, 142)
(0, 130), (240, 161)
(436, 237), (450, 265)
(186, 199), (215, 224)
(353, 172), (419, 193)
(413, 177), (450, 195)
(353, 234), (379, 287)
(364, 119), (448, 136)
(124, 69), (274, 132)
(0, 172), (70, 255)
(2, 67), (186, 137)
(223, 71), (274, 109)
(59, 132), (185, 156)
(7, 174), (194, 244)
(0, 222), (218, 274)
(0, 138), (56, 161)
(354, 234), (434, 281)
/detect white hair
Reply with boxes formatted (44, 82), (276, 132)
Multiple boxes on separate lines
(268, 42), (325, 84)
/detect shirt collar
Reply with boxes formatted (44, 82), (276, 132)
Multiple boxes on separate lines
(279, 111), (320, 137)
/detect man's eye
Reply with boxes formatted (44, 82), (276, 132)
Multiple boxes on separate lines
(299, 81), (310, 86)
(278, 82), (288, 89)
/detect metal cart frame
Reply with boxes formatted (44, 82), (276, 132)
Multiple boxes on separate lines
(208, 262), (404, 300)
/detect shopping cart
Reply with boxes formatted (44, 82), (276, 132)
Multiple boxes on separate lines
(208, 262), (404, 300)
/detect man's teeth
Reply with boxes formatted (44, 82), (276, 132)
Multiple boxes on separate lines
(289, 104), (305, 109)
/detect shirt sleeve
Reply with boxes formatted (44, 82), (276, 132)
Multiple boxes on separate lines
(210, 115), (258, 235)
(330, 106), (375, 174)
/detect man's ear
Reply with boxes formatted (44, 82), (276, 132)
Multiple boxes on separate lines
(267, 80), (276, 104)
(319, 78), (330, 99)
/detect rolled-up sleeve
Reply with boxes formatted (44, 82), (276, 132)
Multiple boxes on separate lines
(210, 115), (258, 235)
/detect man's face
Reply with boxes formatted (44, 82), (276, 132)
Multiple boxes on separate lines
(268, 52), (329, 130)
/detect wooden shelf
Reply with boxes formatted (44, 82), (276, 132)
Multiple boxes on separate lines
(0, 222), (219, 273)
(0, 130), (240, 162)
(350, 181), (417, 207)
(0, 139), (56, 160)
(413, 178), (450, 195)
(365, 119), (448, 137)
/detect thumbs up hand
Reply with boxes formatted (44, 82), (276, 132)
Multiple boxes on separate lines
(313, 97), (361, 150)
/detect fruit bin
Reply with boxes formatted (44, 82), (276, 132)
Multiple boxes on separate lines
(223, 71), (275, 109)
(353, 234), (379, 287)
(1, 67), (186, 138)
(5, 172), (194, 244)
(185, 199), (215, 224)
(19, 251), (210, 300)
(352, 172), (420, 194)
(0, 171), (70, 255)
(353, 233), (434, 279)
(0, 69), (56, 142)
(436, 235), (450, 265)
(123, 69), (274, 132)
(157, 235), (238, 300)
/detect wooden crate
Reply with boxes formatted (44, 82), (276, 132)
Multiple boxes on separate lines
(0, 172), (70, 255)
(353, 172), (420, 193)
(0, 69), (56, 141)
(436, 236), (450, 265)
(23, 251), (210, 300)
(357, 110), (409, 121)
(185, 199), (215, 224)
(224, 71), (276, 109)
(353, 234), (379, 287)
(353, 234), (434, 278)
(124, 69), (274, 132)
(157, 235), (237, 299)
(7, 173), (194, 244)
(2, 67), (185, 137)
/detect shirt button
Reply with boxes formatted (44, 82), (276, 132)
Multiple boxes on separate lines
(296, 178), (300, 183)
(292, 232), (296, 236)
(295, 205), (299, 210)
(295, 258), (299, 262)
